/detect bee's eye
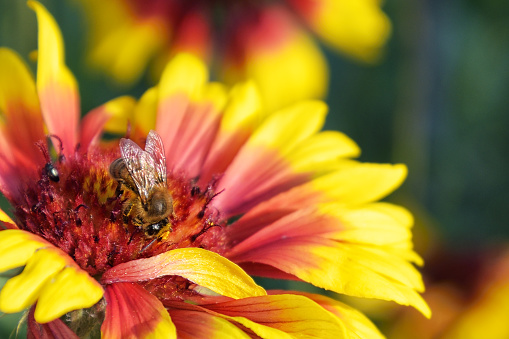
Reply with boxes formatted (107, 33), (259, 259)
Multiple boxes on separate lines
(145, 222), (162, 237)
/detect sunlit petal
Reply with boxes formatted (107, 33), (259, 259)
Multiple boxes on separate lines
(203, 294), (347, 338)
(102, 248), (266, 299)
(277, 291), (385, 339)
(35, 266), (103, 323)
(170, 309), (250, 339)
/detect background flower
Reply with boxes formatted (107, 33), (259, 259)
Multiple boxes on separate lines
(77, 0), (391, 111)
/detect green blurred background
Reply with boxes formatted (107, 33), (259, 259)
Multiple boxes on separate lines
(1, 0), (508, 336)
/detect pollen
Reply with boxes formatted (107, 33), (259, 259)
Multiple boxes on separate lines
(12, 143), (227, 279)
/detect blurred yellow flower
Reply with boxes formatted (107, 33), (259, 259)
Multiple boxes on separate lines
(79, 0), (391, 111)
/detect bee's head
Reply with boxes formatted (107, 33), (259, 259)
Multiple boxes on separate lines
(144, 218), (169, 238)
(148, 190), (173, 217)
(151, 199), (167, 215)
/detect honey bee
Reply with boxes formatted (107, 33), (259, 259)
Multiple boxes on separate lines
(109, 130), (173, 238)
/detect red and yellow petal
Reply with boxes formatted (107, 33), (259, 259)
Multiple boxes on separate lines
(79, 95), (136, 152)
(201, 294), (347, 338)
(0, 48), (45, 169)
(102, 282), (176, 339)
(312, 161), (408, 205)
(287, 131), (361, 174)
(231, 234), (430, 317)
(224, 163), (410, 244)
(102, 247), (266, 299)
(29, 1), (79, 157)
(278, 291), (385, 339)
(325, 202), (417, 249)
(155, 53), (226, 177)
(169, 309), (250, 339)
(0, 230), (103, 323)
(171, 8), (211, 60)
(212, 100), (327, 217)
(226, 193), (430, 317)
(198, 81), (264, 186)
(157, 52), (208, 105)
(221, 5), (328, 112)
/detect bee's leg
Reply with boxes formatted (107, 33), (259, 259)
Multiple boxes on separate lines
(123, 201), (134, 225)
(132, 216), (144, 227)
(107, 182), (124, 205)
(114, 181), (125, 197)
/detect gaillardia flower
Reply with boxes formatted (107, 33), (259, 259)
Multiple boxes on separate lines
(0, 2), (428, 338)
(79, 0), (392, 111)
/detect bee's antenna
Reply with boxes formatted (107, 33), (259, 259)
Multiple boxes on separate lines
(125, 121), (132, 139)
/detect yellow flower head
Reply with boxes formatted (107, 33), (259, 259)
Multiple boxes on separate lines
(0, 2), (426, 337)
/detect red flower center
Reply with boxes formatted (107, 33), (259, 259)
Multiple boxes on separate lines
(12, 144), (228, 280)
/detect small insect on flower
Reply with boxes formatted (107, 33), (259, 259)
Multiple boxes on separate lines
(109, 130), (174, 238)
(43, 161), (60, 183)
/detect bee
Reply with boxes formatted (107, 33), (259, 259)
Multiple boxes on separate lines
(109, 130), (173, 238)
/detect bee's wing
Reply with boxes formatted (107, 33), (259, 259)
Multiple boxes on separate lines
(145, 130), (167, 184)
(120, 138), (158, 205)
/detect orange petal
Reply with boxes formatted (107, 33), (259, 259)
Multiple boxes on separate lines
(101, 282), (176, 339)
